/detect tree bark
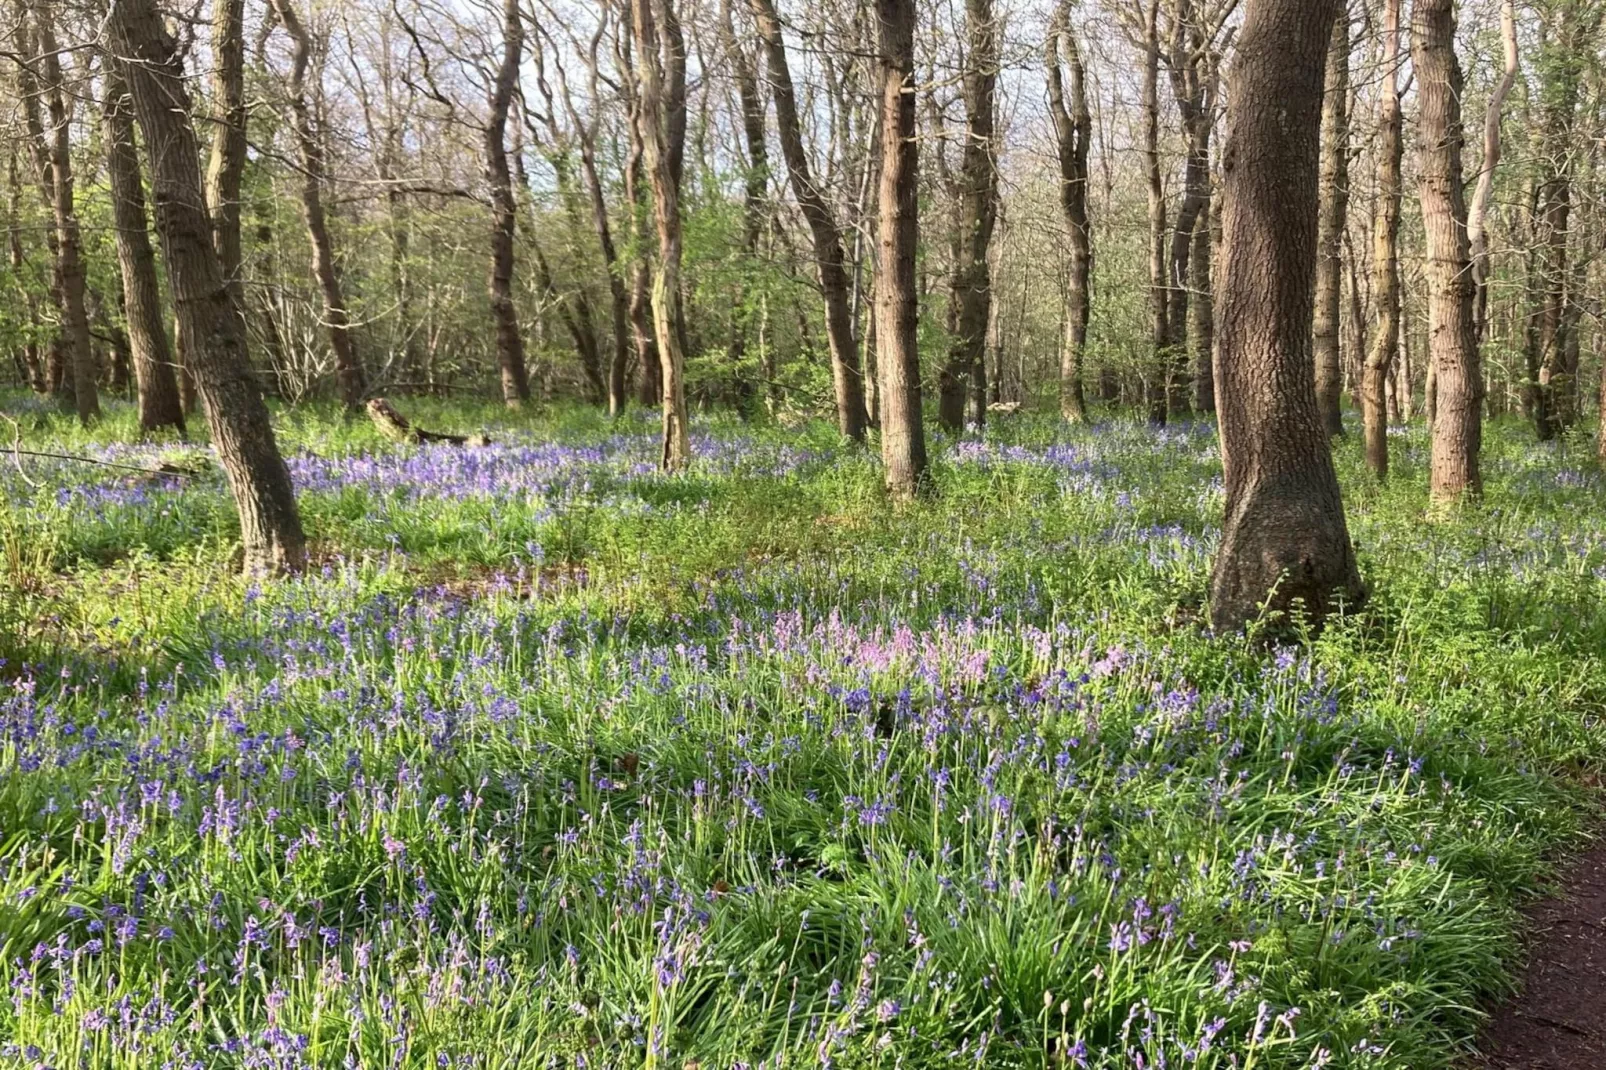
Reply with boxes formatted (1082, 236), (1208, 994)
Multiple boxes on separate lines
(747, 0), (869, 441)
(1412, 0), (1482, 501)
(103, 63), (185, 436)
(634, 0), (692, 471)
(1364, 0), (1403, 479)
(1137, 0), (1169, 425)
(201, 0), (244, 414)
(936, 0), (999, 434)
(875, 0), (927, 498)
(486, 0), (531, 407)
(1469, 0), (1519, 349)
(108, 0), (305, 574)
(720, 0), (767, 412)
(1313, 11), (1349, 437)
(1207, 0), (1364, 634)
(270, 0), (366, 410)
(1047, 0), (1091, 423)
(1162, 0), (1218, 420)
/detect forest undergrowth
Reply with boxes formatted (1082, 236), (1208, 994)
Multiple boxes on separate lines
(1, 394), (1604, 1068)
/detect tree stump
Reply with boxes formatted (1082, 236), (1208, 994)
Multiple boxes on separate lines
(365, 398), (490, 446)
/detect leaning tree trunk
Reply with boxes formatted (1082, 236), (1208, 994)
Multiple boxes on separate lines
(103, 63), (185, 436)
(22, 0), (98, 424)
(1207, 0), (1364, 634)
(201, 0), (245, 413)
(1047, 0), (1092, 423)
(634, 0), (692, 471)
(108, 0), (305, 574)
(1313, 11), (1349, 437)
(1364, 0), (1403, 479)
(875, 0), (927, 498)
(1413, 0), (1482, 501)
(485, 0), (531, 407)
(271, 0), (365, 411)
(748, 0), (868, 441)
(936, 0), (999, 434)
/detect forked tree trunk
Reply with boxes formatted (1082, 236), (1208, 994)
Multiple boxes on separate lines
(108, 0), (305, 574)
(1313, 11), (1349, 437)
(875, 0), (927, 498)
(634, 0), (692, 471)
(1207, 0), (1364, 634)
(271, 0), (366, 411)
(1365, 0), (1403, 479)
(103, 63), (185, 436)
(1047, 0), (1091, 423)
(748, 0), (868, 441)
(1413, 0), (1482, 501)
(936, 0), (999, 434)
(486, 0), (531, 407)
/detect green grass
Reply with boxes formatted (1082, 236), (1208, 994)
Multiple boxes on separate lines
(0, 392), (1603, 1068)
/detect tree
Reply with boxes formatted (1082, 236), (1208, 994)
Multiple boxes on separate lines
(102, 62), (185, 435)
(1047, 0), (1091, 423)
(1313, 10), (1349, 437)
(1127, 0), (1170, 425)
(1363, 0), (1403, 479)
(108, 0), (306, 573)
(633, 0), (692, 471)
(270, 0), (367, 411)
(875, 0), (926, 498)
(1207, 0), (1364, 633)
(1412, 0), (1481, 500)
(935, 0), (999, 433)
(203, 0), (245, 411)
(747, 0), (869, 441)
(485, 0), (532, 407)
(718, 0), (767, 411)
(1469, 0), (1519, 349)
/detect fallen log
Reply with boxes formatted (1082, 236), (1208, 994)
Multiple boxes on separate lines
(366, 398), (490, 447)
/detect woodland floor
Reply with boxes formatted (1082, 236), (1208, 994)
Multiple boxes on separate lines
(1471, 835), (1606, 1069)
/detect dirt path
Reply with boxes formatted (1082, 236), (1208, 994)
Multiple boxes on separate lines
(1469, 841), (1606, 1069)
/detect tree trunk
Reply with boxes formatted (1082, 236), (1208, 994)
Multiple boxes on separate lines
(875, 0), (927, 498)
(1413, 0), (1482, 501)
(270, 0), (365, 411)
(1470, 0), (1519, 348)
(721, 0), (767, 413)
(634, 0), (692, 471)
(5, 152), (43, 393)
(19, 0), (99, 424)
(1364, 0), (1402, 480)
(936, 0), (999, 434)
(1163, 0), (1216, 421)
(485, 0), (531, 407)
(103, 63), (185, 436)
(1138, 0), (1169, 425)
(1047, 0), (1091, 423)
(748, 0), (868, 441)
(1191, 188), (1218, 413)
(108, 0), (305, 574)
(202, 0), (245, 415)
(1313, 11), (1349, 437)
(1207, 0), (1364, 634)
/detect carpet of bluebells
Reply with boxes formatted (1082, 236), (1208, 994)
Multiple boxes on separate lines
(2, 395), (1605, 1070)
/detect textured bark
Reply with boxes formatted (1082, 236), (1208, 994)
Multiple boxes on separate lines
(1313, 12), (1349, 437)
(486, 0), (531, 407)
(1413, 0), (1482, 501)
(747, 0), (868, 440)
(1137, 0), (1169, 425)
(19, 0), (99, 424)
(271, 0), (365, 410)
(1162, 0), (1218, 420)
(1364, 0), (1403, 479)
(103, 64), (185, 436)
(1047, 0), (1091, 423)
(108, 0), (305, 574)
(936, 0), (999, 433)
(204, 0), (246, 349)
(5, 152), (43, 393)
(1191, 189), (1218, 413)
(634, 0), (692, 471)
(875, 0), (927, 498)
(1469, 0), (1519, 348)
(1207, 0), (1364, 634)
(720, 0), (767, 411)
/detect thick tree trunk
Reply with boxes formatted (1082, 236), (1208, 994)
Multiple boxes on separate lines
(20, 0), (99, 424)
(875, 0), (927, 498)
(108, 0), (305, 573)
(748, 0), (868, 440)
(1047, 0), (1091, 423)
(1413, 0), (1482, 501)
(103, 64), (185, 436)
(1313, 12), (1349, 437)
(936, 0), (998, 434)
(1364, 0), (1402, 481)
(271, 0), (365, 411)
(1207, 0), (1364, 634)
(202, 0), (244, 415)
(634, 0), (692, 471)
(486, 0), (531, 407)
